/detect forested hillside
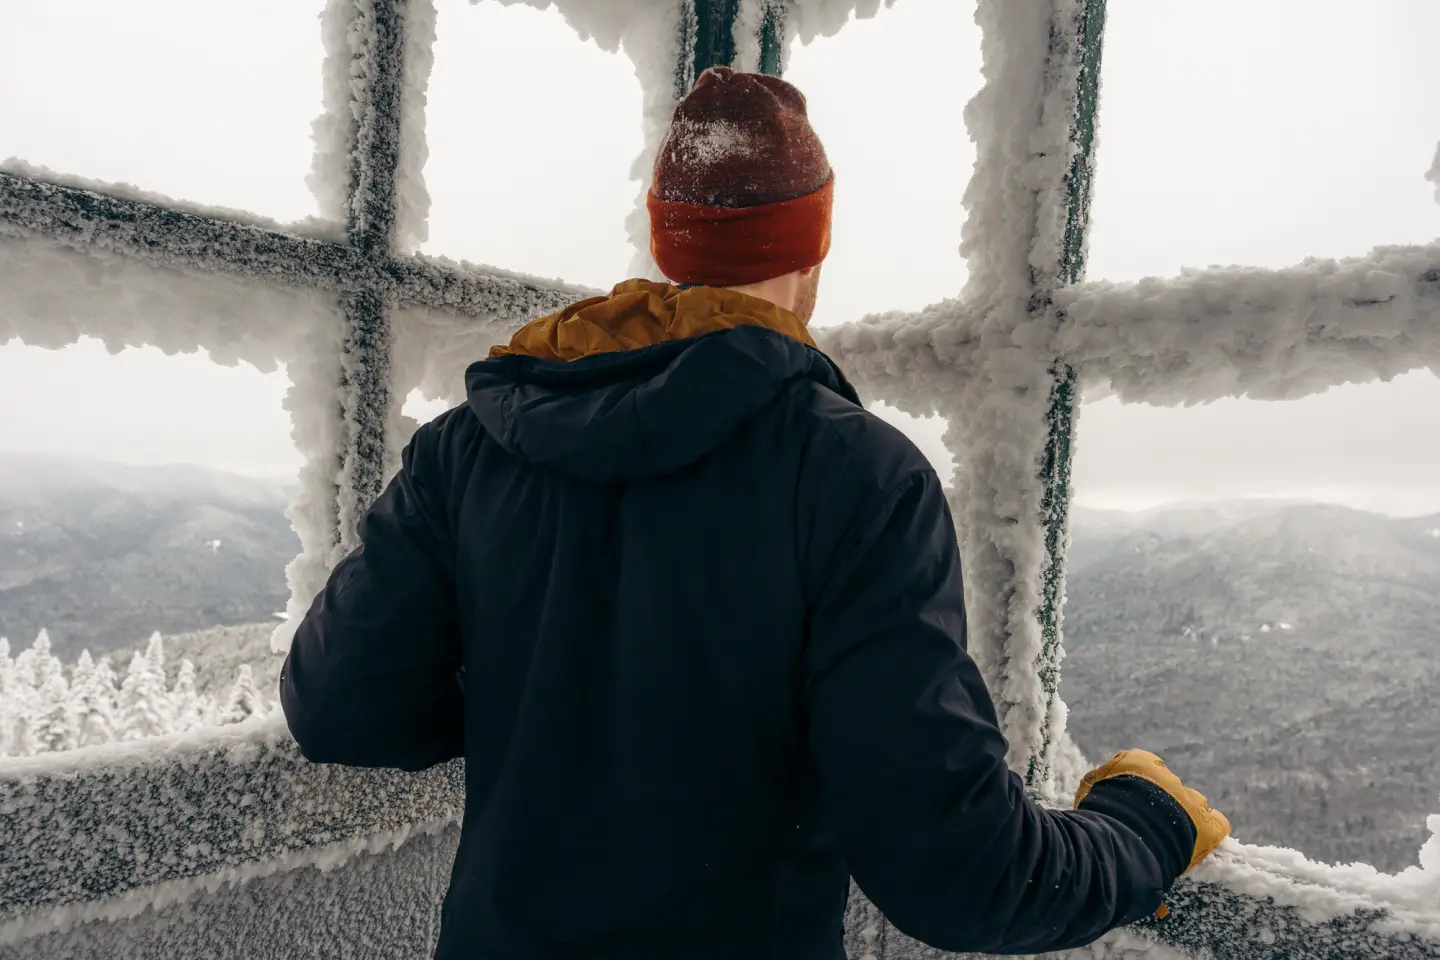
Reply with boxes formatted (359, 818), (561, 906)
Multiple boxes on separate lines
(0, 455), (297, 660)
(1063, 503), (1440, 872)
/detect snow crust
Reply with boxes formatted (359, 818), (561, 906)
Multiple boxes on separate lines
(1056, 242), (1440, 404)
(0, 716), (463, 928)
(0, 233), (335, 371)
(814, 297), (978, 416)
(729, 0), (773, 73)
(841, 836), (1440, 959)
(820, 239), (1440, 412)
(392, 304), (512, 409)
(932, 0), (1087, 780)
(1194, 838), (1440, 931)
(1, 160), (341, 243)
(309, 0), (437, 251)
(392, 250), (594, 317)
(0, 818), (456, 946)
(785, 0), (896, 45)
(273, 312), (349, 650)
(0, 826), (457, 959)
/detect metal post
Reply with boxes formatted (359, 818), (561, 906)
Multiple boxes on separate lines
(681, 0), (786, 94)
(335, 0), (408, 550)
(757, 2), (784, 76)
(1029, 0), (1108, 787)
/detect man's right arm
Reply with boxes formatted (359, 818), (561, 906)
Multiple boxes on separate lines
(803, 463), (1204, 955)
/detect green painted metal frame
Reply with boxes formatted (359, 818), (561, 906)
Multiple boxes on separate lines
(1031, 0), (1108, 787)
(681, 0), (785, 92)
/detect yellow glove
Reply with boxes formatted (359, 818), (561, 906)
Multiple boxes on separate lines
(1075, 749), (1231, 872)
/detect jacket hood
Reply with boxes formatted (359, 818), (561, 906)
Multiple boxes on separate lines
(488, 279), (818, 361)
(465, 281), (857, 483)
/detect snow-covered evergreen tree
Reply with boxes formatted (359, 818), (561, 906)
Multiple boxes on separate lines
(169, 659), (207, 733)
(70, 648), (94, 686)
(71, 650), (120, 748)
(29, 628), (64, 690)
(143, 630), (166, 678)
(13, 638), (37, 691)
(93, 653), (118, 693)
(1, 635), (42, 757)
(33, 673), (77, 753)
(117, 642), (174, 741)
(218, 664), (267, 724)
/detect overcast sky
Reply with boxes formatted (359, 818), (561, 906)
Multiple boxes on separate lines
(1, 0), (1438, 514)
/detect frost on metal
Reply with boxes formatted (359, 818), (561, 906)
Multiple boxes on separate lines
(391, 251), (589, 318)
(821, 242), (1440, 414)
(0, 718), (462, 925)
(0, 171), (359, 298)
(274, 317), (350, 649)
(0, 827), (458, 959)
(1056, 242), (1440, 404)
(927, 0), (1096, 783)
(1, 159), (343, 243)
(784, 0), (896, 46)
(840, 837), (1440, 960)
(0, 229), (330, 372)
(729, 0), (777, 73)
(310, 0), (440, 254)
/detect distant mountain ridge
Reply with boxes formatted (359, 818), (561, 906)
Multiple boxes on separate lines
(1063, 501), (1440, 872)
(0, 454), (298, 661)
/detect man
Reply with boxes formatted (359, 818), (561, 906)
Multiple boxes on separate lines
(281, 67), (1229, 958)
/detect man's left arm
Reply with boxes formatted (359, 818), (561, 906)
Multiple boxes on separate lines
(280, 429), (463, 771)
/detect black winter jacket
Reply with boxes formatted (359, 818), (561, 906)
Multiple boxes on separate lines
(281, 323), (1193, 959)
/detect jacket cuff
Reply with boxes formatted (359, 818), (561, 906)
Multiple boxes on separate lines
(1078, 775), (1198, 889)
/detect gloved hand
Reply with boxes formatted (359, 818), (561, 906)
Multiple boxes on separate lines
(1075, 749), (1231, 872)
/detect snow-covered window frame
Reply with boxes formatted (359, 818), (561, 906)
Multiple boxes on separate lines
(1, 1), (1436, 957)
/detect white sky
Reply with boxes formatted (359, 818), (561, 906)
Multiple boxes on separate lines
(1, 0), (1438, 513)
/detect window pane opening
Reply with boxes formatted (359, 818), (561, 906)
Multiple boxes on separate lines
(0, 338), (300, 756)
(0, 0), (327, 224)
(786, 0), (982, 328)
(1087, 0), (1440, 281)
(420, 0), (642, 289)
(1062, 371), (1440, 871)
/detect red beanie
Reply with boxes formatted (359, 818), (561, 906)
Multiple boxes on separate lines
(648, 66), (833, 287)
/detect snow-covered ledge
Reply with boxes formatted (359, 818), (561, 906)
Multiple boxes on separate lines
(0, 717), (463, 957)
(841, 842), (1440, 960)
(4, 717), (1436, 958)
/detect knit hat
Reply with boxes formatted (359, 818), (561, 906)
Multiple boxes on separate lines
(648, 66), (833, 287)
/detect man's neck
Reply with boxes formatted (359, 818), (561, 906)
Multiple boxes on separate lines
(720, 276), (799, 316)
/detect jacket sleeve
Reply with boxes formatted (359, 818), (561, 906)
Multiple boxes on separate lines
(804, 467), (1177, 955)
(280, 428), (463, 772)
